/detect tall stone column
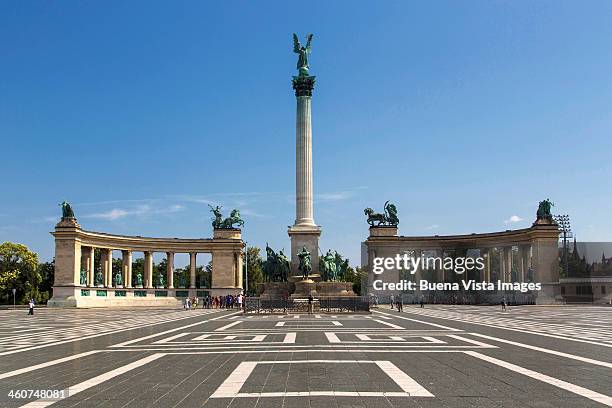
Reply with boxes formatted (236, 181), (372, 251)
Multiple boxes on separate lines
(167, 252), (174, 289)
(499, 248), (505, 283)
(122, 250), (132, 288)
(504, 247), (513, 283)
(189, 253), (197, 289)
(412, 249), (422, 297)
(86, 247), (95, 287)
(144, 251), (153, 289)
(104, 249), (113, 287)
(288, 73), (321, 276)
(479, 248), (487, 282)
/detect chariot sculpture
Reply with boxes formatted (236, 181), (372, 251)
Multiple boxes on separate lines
(364, 201), (399, 226)
(209, 205), (245, 229)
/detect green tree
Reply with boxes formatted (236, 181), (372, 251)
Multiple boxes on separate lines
(243, 246), (263, 296)
(112, 257), (122, 285)
(38, 259), (55, 302)
(197, 262), (211, 289)
(0, 242), (41, 304)
(132, 258), (145, 286)
(345, 266), (367, 295)
(153, 258), (167, 287)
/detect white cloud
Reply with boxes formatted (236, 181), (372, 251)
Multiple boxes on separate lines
(83, 204), (185, 221)
(315, 191), (354, 201)
(504, 215), (523, 224)
(424, 224), (439, 230)
(240, 208), (268, 218)
(86, 208), (130, 220)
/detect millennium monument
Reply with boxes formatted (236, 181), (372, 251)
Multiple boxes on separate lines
(287, 33), (321, 276)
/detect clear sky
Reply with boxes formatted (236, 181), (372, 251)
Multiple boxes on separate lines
(1, 1), (611, 266)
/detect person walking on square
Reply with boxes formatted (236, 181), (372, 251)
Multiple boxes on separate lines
(307, 294), (313, 314)
(28, 299), (34, 315)
(396, 296), (403, 312)
(501, 297), (507, 312)
(420, 297), (424, 309)
(390, 294), (394, 309)
(237, 293), (243, 311)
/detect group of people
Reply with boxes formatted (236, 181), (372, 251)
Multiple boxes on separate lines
(184, 294), (244, 310)
(389, 294), (425, 312)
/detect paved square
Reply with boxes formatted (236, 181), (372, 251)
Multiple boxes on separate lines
(0, 305), (610, 407)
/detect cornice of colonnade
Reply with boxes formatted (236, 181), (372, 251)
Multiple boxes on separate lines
(365, 223), (559, 249)
(51, 222), (244, 253)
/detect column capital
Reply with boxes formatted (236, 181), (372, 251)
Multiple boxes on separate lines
(292, 75), (316, 97)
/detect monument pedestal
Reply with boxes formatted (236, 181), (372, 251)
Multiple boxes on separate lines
(288, 225), (321, 275)
(291, 279), (318, 299)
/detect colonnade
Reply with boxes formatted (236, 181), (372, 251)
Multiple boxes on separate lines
(364, 222), (560, 304)
(49, 219), (245, 307)
(393, 245), (533, 286)
(79, 247), (209, 289)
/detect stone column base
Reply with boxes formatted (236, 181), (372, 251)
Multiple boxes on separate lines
(288, 225), (321, 276)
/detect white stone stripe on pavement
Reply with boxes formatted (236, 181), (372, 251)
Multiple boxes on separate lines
(18, 353), (166, 408)
(153, 332), (190, 344)
(0, 312), (225, 356)
(468, 333), (612, 369)
(375, 360), (434, 396)
(373, 319), (404, 329)
(214, 320), (242, 331)
(0, 351), (102, 380)
(465, 351), (612, 407)
(111, 311), (239, 347)
(211, 360), (434, 399)
(373, 310), (462, 331)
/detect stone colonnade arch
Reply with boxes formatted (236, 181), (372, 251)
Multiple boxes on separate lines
(363, 220), (560, 304)
(49, 217), (244, 307)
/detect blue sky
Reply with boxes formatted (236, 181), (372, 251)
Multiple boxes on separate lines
(1, 1), (611, 265)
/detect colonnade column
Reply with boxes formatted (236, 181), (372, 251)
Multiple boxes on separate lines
(189, 253), (197, 289)
(479, 248), (487, 282)
(504, 247), (513, 282)
(414, 249), (422, 293)
(498, 248), (505, 283)
(104, 249), (113, 287)
(517, 246), (525, 283)
(122, 250), (132, 288)
(87, 247), (95, 287)
(144, 251), (153, 289)
(167, 252), (174, 289)
(436, 249), (445, 283)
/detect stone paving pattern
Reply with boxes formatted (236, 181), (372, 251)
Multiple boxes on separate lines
(0, 305), (610, 408)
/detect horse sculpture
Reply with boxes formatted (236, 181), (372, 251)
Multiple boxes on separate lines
(221, 209), (245, 229)
(364, 201), (399, 226)
(320, 249), (349, 282)
(262, 243), (289, 282)
(209, 205), (245, 229)
(297, 246), (312, 280)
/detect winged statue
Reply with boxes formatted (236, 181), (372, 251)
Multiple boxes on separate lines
(293, 33), (313, 76)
